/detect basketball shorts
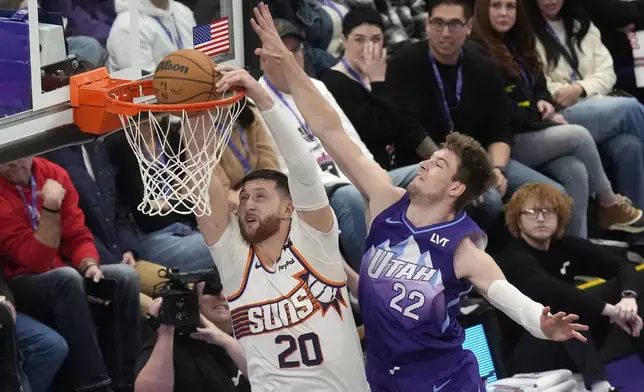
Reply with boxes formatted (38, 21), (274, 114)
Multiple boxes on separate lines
(366, 350), (485, 392)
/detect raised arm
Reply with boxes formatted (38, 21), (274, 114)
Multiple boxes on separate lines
(215, 67), (334, 233)
(196, 169), (231, 247)
(453, 238), (588, 342)
(250, 3), (401, 216)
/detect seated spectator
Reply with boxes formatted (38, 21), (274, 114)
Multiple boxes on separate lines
(0, 271), (67, 392)
(470, 0), (644, 237)
(106, 126), (214, 273)
(321, 5), (436, 170)
(497, 183), (644, 392)
(259, 18), (418, 271)
(107, 0), (196, 73)
(134, 281), (250, 392)
(0, 157), (141, 392)
(214, 103), (280, 214)
(47, 141), (143, 267)
(385, 0), (565, 230)
(527, 0), (644, 233)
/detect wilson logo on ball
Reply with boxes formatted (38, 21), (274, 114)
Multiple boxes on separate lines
(156, 60), (189, 74)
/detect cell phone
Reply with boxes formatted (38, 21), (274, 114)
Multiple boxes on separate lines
(85, 278), (117, 300)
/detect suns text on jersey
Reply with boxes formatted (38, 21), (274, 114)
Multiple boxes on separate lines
(230, 270), (346, 339)
(366, 247), (438, 282)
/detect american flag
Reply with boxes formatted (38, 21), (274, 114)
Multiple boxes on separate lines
(193, 17), (231, 57)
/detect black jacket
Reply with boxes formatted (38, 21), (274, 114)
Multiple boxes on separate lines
(321, 70), (410, 169)
(497, 236), (642, 321)
(466, 40), (557, 134)
(386, 40), (514, 152)
(47, 141), (142, 264)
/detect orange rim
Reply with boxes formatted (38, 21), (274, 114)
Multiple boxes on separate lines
(103, 79), (246, 115)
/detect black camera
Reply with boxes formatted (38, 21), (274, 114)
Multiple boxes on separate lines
(153, 267), (222, 335)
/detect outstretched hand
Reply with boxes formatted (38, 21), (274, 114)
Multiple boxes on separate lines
(540, 306), (589, 342)
(250, 3), (293, 70)
(215, 66), (273, 111)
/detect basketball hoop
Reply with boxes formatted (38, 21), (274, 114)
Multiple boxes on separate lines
(102, 79), (246, 217)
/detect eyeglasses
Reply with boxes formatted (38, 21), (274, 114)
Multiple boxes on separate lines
(521, 208), (557, 220)
(428, 18), (467, 33)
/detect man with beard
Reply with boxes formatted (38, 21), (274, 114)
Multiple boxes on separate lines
(196, 17), (367, 392)
(242, 3), (591, 392)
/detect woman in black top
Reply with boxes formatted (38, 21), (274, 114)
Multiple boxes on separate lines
(470, 0), (644, 238)
(320, 5), (439, 169)
(498, 183), (644, 392)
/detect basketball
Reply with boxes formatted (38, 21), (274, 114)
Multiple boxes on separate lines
(153, 49), (222, 104)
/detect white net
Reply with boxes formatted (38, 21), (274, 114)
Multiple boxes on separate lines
(117, 93), (245, 217)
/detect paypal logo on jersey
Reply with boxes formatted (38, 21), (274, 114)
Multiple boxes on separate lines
(366, 236), (441, 284)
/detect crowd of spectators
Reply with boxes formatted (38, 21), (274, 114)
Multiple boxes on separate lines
(2, 0), (644, 391)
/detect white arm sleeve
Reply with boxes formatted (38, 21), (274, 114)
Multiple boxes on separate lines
(260, 103), (329, 212)
(486, 280), (549, 340)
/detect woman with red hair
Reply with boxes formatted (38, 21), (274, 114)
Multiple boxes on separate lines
(469, 0), (644, 238)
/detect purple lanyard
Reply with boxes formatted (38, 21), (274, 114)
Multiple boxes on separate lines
(428, 49), (463, 132)
(264, 77), (315, 141)
(512, 52), (536, 88)
(341, 58), (367, 88)
(154, 16), (184, 50)
(544, 23), (579, 81)
(16, 176), (38, 230)
(319, 0), (344, 20)
(519, 67), (535, 88)
(228, 127), (251, 174)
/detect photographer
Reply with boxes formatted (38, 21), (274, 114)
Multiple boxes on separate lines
(135, 280), (249, 392)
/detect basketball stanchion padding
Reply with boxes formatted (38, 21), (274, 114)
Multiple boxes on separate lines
(70, 50), (246, 217)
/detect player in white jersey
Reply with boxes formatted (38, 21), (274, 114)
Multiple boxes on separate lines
(195, 18), (368, 392)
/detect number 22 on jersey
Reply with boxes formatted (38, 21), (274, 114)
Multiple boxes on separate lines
(389, 282), (426, 320)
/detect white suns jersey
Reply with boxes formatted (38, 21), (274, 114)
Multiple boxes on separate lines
(210, 213), (369, 392)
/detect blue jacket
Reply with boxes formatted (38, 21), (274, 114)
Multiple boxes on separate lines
(47, 141), (142, 264)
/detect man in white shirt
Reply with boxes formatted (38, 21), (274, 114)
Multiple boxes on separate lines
(107, 0), (196, 73)
(258, 19), (419, 272)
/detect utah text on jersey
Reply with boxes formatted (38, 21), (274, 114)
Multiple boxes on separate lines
(230, 248), (348, 339)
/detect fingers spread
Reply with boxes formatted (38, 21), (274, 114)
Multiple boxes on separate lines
(541, 306), (550, 316)
(571, 323), (589, 331)
(572, 331), (588, 342)
(562, 314), (579, 323)
(552, 311), (566, 320)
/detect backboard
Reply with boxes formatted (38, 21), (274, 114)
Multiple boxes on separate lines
(0, 0), (244, 164)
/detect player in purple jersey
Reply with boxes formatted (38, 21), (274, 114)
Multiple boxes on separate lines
(249, 2), (590, 392)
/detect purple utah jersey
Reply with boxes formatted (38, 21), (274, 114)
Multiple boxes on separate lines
(359, 192), (487, 388)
